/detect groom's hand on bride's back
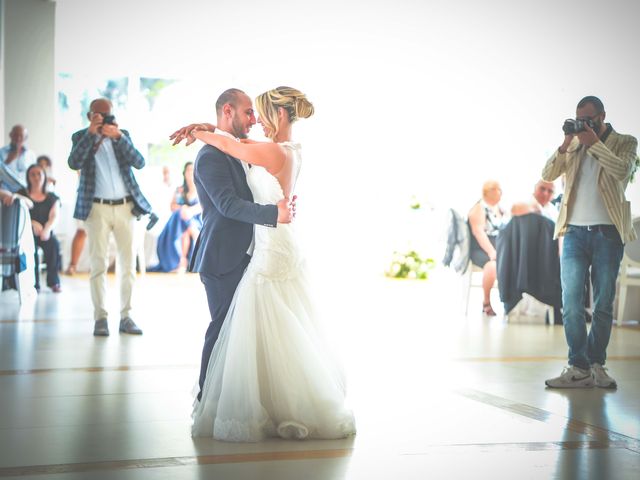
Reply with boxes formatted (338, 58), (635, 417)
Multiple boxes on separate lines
(276, 195), (297, 224)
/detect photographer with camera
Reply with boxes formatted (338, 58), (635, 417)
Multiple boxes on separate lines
(542, 96), (638, 389)
(69, 98), (154, 336)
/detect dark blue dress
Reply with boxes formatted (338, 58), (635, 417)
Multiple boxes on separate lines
(148, 190), (202, 272)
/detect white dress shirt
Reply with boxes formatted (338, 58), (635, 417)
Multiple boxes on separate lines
(0, 144), (35, 189)
(93, 138), (129, 200)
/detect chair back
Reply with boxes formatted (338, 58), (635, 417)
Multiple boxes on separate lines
(0, 201), (26, 276)
(443, 208), (470, 274)
(624, 217), (640, 266)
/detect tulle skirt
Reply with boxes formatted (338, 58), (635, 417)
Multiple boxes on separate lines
(191, 257), (356, 442)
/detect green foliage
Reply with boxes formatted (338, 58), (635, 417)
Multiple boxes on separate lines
(147, 140), (192, 167)
(631, 154), (640, 183)
(386, 250), (436, 280)
(140, 78), (176, 110)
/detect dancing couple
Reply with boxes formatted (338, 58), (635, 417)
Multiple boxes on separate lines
(171, 86), (356, 442)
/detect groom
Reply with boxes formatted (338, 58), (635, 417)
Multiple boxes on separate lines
(172, 88), (294, 399)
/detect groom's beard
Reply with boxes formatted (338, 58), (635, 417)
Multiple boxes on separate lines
(231, 118), (249, 139)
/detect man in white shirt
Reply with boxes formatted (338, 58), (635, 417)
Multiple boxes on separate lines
(542, 96), (637, 390)
(511, 180), (559, 222)
(0, 125), (36, 191)
(532, 180), (559, 222)
(68, 98), (153, 336)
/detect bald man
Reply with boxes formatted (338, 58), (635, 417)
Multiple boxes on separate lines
(68, 98), (152, 336)
(511, 180), (559, 222)
(0, 125), (36, 191)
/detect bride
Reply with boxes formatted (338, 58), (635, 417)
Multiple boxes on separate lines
(186, 86), (355, 442)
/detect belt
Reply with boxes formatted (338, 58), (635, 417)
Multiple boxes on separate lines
(569, 224), (616, 233)
(93, 195), (133, 205)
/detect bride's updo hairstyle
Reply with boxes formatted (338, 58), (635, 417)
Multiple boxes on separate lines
(255, 86), (314, 140)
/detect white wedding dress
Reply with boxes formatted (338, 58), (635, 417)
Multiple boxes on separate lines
(191, 142), (356, 442)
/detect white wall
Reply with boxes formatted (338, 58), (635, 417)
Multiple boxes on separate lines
(2, 0), (55, 156)
(21, 0), (640, 275)
(0, 0), (5, 138)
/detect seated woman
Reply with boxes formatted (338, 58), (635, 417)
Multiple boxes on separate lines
(468, 180), (505, 316)
(25, 164), (61, 293)
(36, 155), (57, 190)
(149, 162), (202, 272)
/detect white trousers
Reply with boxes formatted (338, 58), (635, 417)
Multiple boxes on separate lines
(85, 202), (136, 321)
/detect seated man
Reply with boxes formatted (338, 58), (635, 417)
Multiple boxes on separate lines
(511, 180), (559, 222)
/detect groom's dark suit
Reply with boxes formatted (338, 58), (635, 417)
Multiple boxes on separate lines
(191, 143), (277, 397)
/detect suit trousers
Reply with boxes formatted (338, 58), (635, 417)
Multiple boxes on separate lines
(198, 254), (251, 399)
(85, 202), (137, 321)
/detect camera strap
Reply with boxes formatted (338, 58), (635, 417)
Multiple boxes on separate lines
(91, 136), (107, 154)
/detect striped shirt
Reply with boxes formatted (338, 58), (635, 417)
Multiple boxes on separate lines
(542, 124), (638, 243)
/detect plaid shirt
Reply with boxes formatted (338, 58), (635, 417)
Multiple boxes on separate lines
(68, 128), (152, 220)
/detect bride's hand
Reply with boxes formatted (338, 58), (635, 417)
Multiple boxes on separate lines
(191, 127), (208, 143)
(170, 123), (216, 146)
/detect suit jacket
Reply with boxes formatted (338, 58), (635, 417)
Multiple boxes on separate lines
(542, 125), (637, 243)
(190, 144), (278, 276)
(496, 213), (562, 314)
(68, 128), (153, 220)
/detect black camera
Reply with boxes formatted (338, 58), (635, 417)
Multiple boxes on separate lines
(562, 118), (595, 135)
(131, 205), (159, 231)
(101, 114), (116, 125)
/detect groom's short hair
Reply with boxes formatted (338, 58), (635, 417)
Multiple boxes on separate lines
(216, 88), (246, 116)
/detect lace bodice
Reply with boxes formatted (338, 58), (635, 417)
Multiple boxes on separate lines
(246, 142), (302, 204)
(245, 142), (303, 281)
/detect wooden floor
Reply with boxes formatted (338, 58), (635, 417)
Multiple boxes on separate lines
(1, 269), (639, 479)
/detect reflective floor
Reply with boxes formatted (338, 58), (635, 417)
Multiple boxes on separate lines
(1, 269), (639, 479)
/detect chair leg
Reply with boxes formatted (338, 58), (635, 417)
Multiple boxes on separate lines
(617, 283), (627, 327)
(15, 272), (22, 305)
(463, 270), (472, 316)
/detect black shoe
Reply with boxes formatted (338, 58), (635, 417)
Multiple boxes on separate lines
(93, 319), (109, 336)
(119, 317), (143, 335)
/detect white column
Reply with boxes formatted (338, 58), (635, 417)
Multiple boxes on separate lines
(2, 0), (55, 156)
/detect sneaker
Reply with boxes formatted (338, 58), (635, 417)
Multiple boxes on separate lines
(592, 363), (617, 389)
(119, 317), (143, 335)
(93, 318), (109, 336)
(545, 365), (595, 388)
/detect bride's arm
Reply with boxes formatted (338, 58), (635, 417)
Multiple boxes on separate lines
(193, 131), (286, 173)
(169, 122), (216, 146)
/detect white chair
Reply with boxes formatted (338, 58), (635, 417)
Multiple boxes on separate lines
(13, 199), (37, 304)
(616, 217), (640, 326)
(463, 260), (498, 316)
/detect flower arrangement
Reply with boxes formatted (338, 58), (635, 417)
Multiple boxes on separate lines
(409, 195), (421, 210)
(386, 250), (436, 280)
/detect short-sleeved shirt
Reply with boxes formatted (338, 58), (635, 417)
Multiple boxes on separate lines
(30, 192), (60, 226)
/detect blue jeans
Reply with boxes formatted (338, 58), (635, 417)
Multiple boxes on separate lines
(561, 225), (623, 370)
